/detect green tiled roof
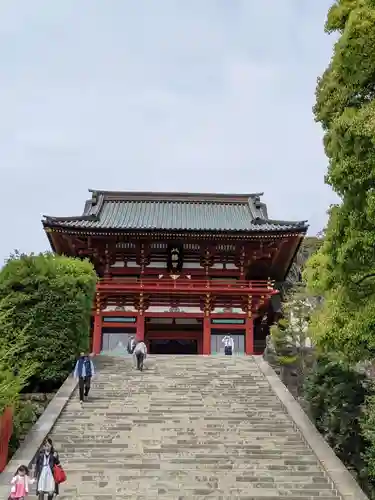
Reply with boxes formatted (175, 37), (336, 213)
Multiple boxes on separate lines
(43, 190), (308, 233)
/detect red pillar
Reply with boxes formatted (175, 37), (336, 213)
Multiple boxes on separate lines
(197, 337), (203, 355)
(92, 312), (102, 355)
(203, 316), (211, 355)
(245, 315), (254, 355)
(136, 313), (145, 342)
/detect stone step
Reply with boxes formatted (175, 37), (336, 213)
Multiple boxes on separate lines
(58, 444), (313, 453)
(47, 475), (340, 495)
(57, 470), (336, 486)
(50, 467), (330, 478)
(60, 459), (322, 469)
(57, 445), (317, 455)
(58, 496), (339, 500)
(47, 482), (340, 497)
(57, 488), (339, 498)
(43, 355), (341, 498)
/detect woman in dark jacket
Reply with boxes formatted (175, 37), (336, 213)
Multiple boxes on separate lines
(34, 438), (60, 499)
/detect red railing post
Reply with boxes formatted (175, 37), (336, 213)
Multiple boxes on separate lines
(245, 316), (254, 355)
(136, 313), (145, 341)
(92, 311), (102, 355)
(0, 406), (13, 472)
(203, 316), (211, 355)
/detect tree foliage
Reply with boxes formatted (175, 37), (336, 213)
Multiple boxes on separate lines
(284, 236), (323, 294)
(298, 236), (324, 268)
(298, 2), (375, 495)
(8, 399), (44, 458)
(0, 303), (38, 414)
(267, 285), (316, 395)
(270, 286), (314, 363)
(303, 354), (372, 492)
(0, 360), (34, 415)
(361, 394), (375, 482)
(0, 252), (97, 387)
(304, 0), (375, 362)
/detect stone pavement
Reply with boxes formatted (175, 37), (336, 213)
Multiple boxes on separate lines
(49, 355), (340, 499)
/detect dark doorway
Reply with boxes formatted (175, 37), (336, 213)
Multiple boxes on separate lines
(149, 339), (198, 355)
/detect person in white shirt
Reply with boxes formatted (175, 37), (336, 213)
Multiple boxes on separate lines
(133, 340), (147, 371)
(222, 335), (235, 356)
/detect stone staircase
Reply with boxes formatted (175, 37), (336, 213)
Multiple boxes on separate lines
(48, 355), (340, 499)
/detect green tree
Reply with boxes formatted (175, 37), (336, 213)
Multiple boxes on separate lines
(0, 252), (97, 388)
(298, 236), (324, 269)
(0, 304), (38, 414)
(284, 236), (323, 292)
(268, 285), (316, 395)
(304, 0), (375, 362)
(0, 359), (34, 415)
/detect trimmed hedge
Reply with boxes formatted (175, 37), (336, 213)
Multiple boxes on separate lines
(0, 252), (97, 389)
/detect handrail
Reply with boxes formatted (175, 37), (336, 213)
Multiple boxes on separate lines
(100, 277), (273, 285)
(97, 277), (276, 293)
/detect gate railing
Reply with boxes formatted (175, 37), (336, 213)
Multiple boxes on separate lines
(97, 278), (276, 294)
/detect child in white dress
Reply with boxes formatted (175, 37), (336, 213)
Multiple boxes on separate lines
(34, 438), (60, 500)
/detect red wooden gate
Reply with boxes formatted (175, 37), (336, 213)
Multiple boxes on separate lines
(0, 406), (13, 472)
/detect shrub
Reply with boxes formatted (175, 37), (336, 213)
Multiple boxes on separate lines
(0, 305), (38, 414)
(0, 252), (97, 388)
(7, 399), (40, 458)
(303, 354), (372, 492)
(361, 394), (375, 483)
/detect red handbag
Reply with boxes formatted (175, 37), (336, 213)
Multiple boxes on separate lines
(53, 464), (67, 484)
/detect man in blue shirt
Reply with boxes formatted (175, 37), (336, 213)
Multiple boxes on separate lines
(74, 352), (95, 404)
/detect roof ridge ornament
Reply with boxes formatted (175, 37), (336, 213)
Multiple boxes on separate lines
(91, 191), (98, 206)
(42, 214), (98, 222)
(247, 196), (266, 222)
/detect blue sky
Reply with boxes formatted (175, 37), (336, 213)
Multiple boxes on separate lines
(0, 1), (336, 262)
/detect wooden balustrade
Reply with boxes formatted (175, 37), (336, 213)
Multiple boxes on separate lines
(97, 278), (277, 295)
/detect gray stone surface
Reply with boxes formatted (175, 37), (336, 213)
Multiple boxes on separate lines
(1, 355), (366, 499)
(43, 356), (344, 498)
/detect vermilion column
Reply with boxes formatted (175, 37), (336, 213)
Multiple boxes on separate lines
(197, 337), (203, 355)
(203, 316), (211, 355)
(136, 313), (145, 341)
(245, 315), (254, 355)
(92, 312), (102, 355)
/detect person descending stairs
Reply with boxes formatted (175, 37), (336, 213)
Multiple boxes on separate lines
(47, 355), (343, 499)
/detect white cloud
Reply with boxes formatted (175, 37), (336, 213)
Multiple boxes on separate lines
(0, 0), (336, 261)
